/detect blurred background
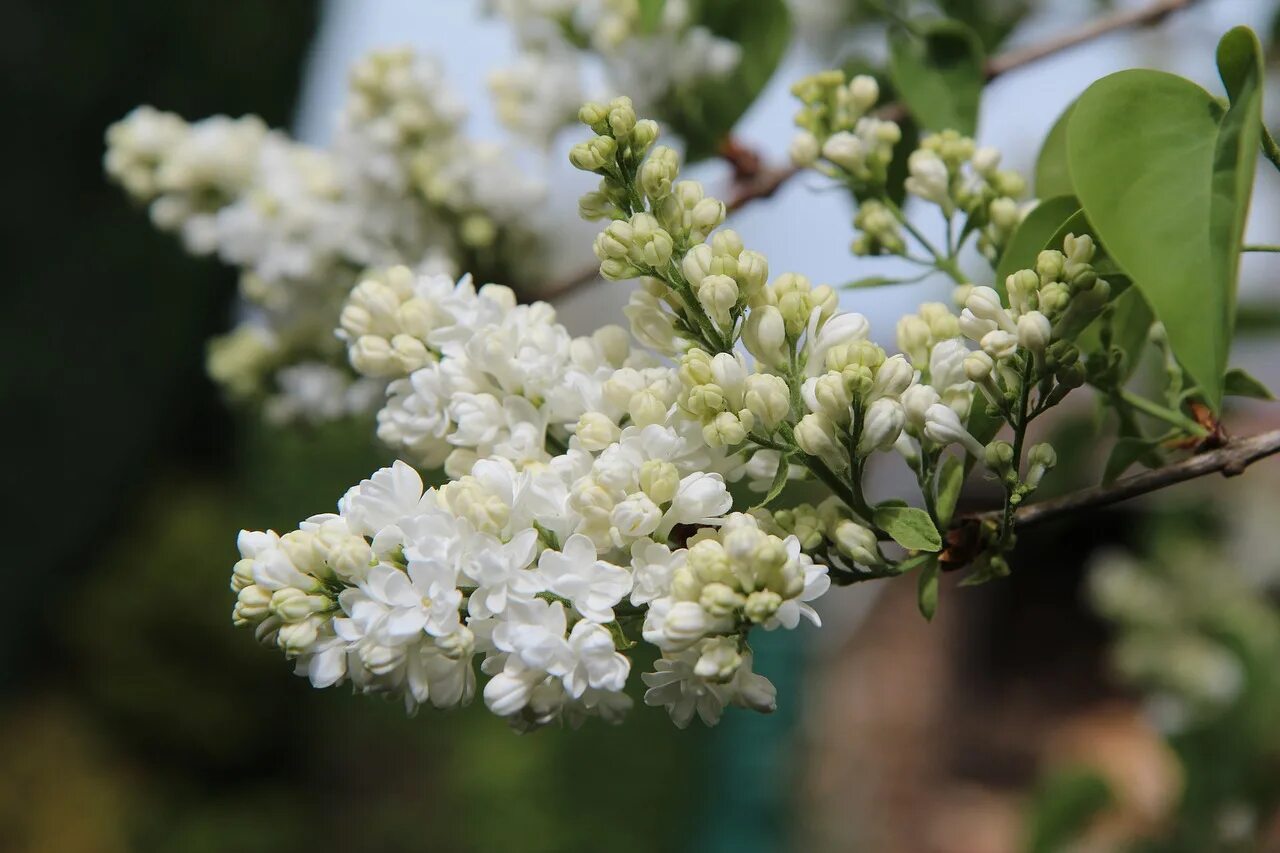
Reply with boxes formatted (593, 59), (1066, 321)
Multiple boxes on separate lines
(5, 0), (1280, 850)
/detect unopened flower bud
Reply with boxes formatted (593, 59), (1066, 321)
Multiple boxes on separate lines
(639, 460), (680, 505)
(743, 305), (788, 368)
(578, 101), (610, 132)
(575, 411), (621, 451)
(639, 146), (680, 201)
(612, 493), (663, 538)
(664, 601), (710, 645)
(897, 315), (932, 366)
(697, 274), (739, 327)
(744, 373), (790, 431)
(966, 286), (1015, 332)
(689, 198), (726, 241)
(789, 131), (820, 167)
(972, 146), (1001, 174)
(834, 519), (881, 565)
(682, 242), (713, 288)
(823, 131), (865, 171)
(984, 440), (1015, 475)
(1039, 282), (1071, 317)
(1016, 311), (1052, 354)
(981, 329), (1019, 360)
(1063, 233), (1095, 265)
(736, 250), (769, 297)
(869, 354), (914, 401)
(693, 637), (742, 681)
(608, 99), (637, 139)
(989, 197), (1020, 230)
(631, 119), (659, 150)
(795, 412), (842, 463)
(699, 583), (745, 619)
(569, 136), (617, 172)
(849, 74), (880, 111)
(1036, 249), (1066, 283)
(858, 398), (905, 455)
(744, 590), (783, 623)
(702, 411), (749, 447)
(1026, 443), (1058, 489)
(923, 403), (984, 457)
(964, 351), (994, 382)
(901, 384), (941, 432)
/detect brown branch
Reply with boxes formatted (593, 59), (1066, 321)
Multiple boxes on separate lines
(963, 428), (1280, 530)
(538, 0), (1201, 303)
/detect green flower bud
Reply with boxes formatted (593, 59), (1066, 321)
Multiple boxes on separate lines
(569, 136), (617, 172)
(578, 101), (610, 132)
(639, 146), (680, 201)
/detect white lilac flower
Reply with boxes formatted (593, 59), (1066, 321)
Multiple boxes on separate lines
(537, 534), (632, 622)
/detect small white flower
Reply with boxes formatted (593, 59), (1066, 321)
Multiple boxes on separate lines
(537, 534), (632, 623)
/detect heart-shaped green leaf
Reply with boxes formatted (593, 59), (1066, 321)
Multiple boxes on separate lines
(1067, 29), (1262, 413)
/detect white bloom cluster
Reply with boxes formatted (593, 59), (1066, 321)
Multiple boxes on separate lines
(105, 48), (544, 423)
(486, 0), (740, 144)
(348, 265), (662, 476)
(232, 428), (821, 728)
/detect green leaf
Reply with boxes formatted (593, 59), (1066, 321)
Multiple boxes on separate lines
(995, 194), (1080, 289)
(752, 452), (793, 509)
(664, 0), (791, 161)
(1034, 101), (1075, 198)
(1224, 366), (1275, 400)
(887, 19), (985, 136)
(934, 454), (965, 527)
(1212, 25), (1265, 363)
(841, 271), (933, 289)
(873, 503), (942, 552)
(916, 557), (940, 621)
(1066, 36), (1261, 413)
(1103, 436), (1157, 484)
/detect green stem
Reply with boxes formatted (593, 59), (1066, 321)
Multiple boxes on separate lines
(999, 355), (1035, 541)
(1242, 244), (1280, 253)
(1259, 128), (1280, 176)
(881, 196), (968, 285)
(1118, 389), (1207, 436)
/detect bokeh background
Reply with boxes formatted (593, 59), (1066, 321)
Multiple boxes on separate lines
(5, 1), (1280, 850)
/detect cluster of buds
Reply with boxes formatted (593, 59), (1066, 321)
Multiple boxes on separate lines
(769, 498), (885, 569)
(574, 101), (775, 356)
(905, 132), (1027, 258)
(338, 265), (517, 379)
(961, 233), (1109, 370)
(681, 230), (769, 335)
(677, 350), (789, 448)
(851, 199), (905, 256)
(230, 521), (370, 660)
(343, 48), (464, 157)
(794, 339), (914, 471)
(789, 71), (902, 191)
(643, 513), (827, 663)
(741, 273), (840, 370)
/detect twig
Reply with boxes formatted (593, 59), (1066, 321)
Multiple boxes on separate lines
(963, 428), (1280, 529)
(538, 0), (1200, 303)
(985, 0), (1201, 78)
